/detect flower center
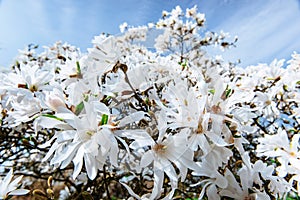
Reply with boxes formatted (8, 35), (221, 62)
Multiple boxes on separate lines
(265, 100), (272, 106)
(290, 151), (296, 157)
(29, 84), (38, 92)
(196, 121), (204, 134)
(153, 143), (167, 154)
(211, 105), (221, 114)
(86, 130), (95, 136)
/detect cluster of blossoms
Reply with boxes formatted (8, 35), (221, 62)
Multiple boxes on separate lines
(0, 5), (299, 200)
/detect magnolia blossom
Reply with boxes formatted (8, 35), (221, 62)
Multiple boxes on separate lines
(2, 63), (54, 92)
(3, 89), (42, 127)
(256, 128), (300, 179)
(40, 100), (146, 180)
(0, 169), (29, 199)
(192, 160), (228, 200)
(122, 122), (198, 199)
(220, 153), (291, 199)
(220, 168), (271, 200)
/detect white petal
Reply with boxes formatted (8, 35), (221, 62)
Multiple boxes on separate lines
(56, 130), (76, 143)
(42, 142), (61, 162)
(177, 151), (200, 172)
(115, 136), (130, 155)
(150, 170), (164, 200)
(84, 153), (97, 180)
(51, 142), (80, 165)
(215, 172), (227, 188)
(61, 145), (80, 169)
(92, 101), (110, 114)
(118, 130), (151, 140)
(38, 134), (58, 148)
(198, 181), (211, 200)
(291, 134), (300, 151)
(84, 140), (98, 154)
(108, 137), (119, 166)
(8, 189), (30, 196)
(72, 146), (84, 179)
(140, 151), (154, 167)
(207, 185), (220, 200)
(120, 182), (141, 200)
(207, 132), (228, 146)
(35, 116), (67, 129)
(224, 169), (243, 194)
(3, 169), (13, 188)
(118, 111), (146, 127)
(239, 167), (250, 192)
(163, 165), (178, 183)
(277, 128), (289, 148)
(256, 192), (271, 200)
(129, 135), (154, 149)
(159, 156), (173, 172)
(8, 176), (23, 192)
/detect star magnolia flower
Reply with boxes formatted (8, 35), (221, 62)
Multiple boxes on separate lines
(256, 128), (300, 177)
(220, 168), (271, 200)
(157, 79), (227, 156)
(87, 35), (120, 76)
(191, 160), (228, 200)
(120, 180), (175, 200)
(40, 100), (146, 180)
(4, 63), (54, 93)
(4, 89), (42, 127)
(124, 126), (199, 199)
(0, 169), (30, 199)
(220, 153), (290, 199)
(40, 101), (116, 180)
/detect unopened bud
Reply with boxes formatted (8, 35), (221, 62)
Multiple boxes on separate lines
(47, 176), (53, 188)
(47, 188), (54, 199)
(32, 189), (46, 197)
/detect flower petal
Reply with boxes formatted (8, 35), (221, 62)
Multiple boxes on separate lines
(118, 111), (146, 127)
(3, 169), (13, 189)
(140, 151), (154, 168)
(120, 182), (141, 200)
(73, 146), (84, 179)
(84, 153), (97, 180)
(8, 189), (30, 196)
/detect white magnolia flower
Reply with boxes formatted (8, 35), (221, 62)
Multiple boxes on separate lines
(254, 90), (280, 117)
(119, 22), (128, 33)
(257, 128), (300, 178)
(4, 89), (42, 127)
(185, 5), (197, 18)
(122, 124), (198, 199)
(192, 160), (228, 200)
(41, 101), (114, 180)
(87, 35), (120, 75)
(220, 168), (271, 200)
(4, 63), (54, 92)
(40, 100), (146, 180)
(0, 169), (30, 199)
(220, 152), (290, 199)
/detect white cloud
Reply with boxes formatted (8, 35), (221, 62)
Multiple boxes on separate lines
(212, 0), (300, 67)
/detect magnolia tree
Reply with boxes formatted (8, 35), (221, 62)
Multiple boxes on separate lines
(0, 5), (300, 200)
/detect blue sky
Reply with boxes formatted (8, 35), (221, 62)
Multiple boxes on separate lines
(0, 0), (300, 68)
